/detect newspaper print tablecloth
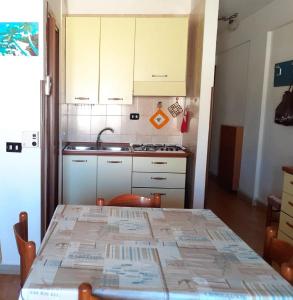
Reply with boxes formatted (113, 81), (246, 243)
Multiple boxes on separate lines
(20, 205), (293, 300)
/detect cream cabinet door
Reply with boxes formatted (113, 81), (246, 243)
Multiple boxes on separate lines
(99, 17), (135, 105)
(134, 17), (188, 83)
(97, 156), (132, 199)
(63, 155), (97, 205)
(66, 17), (100, 104)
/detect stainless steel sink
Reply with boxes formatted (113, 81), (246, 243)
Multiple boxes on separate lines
(98, 146), (130, 151)
(64, 144), (131, 152)
(65, 145), (97, 151)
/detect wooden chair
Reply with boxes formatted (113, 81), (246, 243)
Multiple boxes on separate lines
(266, 195), (281, 226)
(96, 193), (161, 208)
(263, 225), (293, 284)
(13, 211), (36, 287)
(79, 283), (100, 300)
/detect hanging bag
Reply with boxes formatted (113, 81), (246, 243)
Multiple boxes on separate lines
(274, 84), (293, 126)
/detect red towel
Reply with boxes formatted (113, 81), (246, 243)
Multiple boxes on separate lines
(181, 110), (189, 133)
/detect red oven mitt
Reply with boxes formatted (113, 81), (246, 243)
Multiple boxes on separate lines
(180, 110), (189, 133)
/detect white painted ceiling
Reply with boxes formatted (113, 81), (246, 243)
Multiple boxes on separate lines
(219, 0), (275, 21)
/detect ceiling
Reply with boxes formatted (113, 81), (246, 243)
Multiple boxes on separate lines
(219, 0), (275, 20)
(218, 0), (275, 32)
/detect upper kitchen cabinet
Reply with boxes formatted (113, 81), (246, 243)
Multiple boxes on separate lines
(99, 17), (135, 105)
(134, 17), (188, 96)
(66, 17), (100, 104)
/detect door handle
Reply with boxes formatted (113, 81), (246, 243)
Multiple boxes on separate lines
(74, 97), (90, 100)
(72, 160), (87, 163)
(151, 193), (166, 196)
(108, 97), (123, 101)
(107, 160), (122, 164)
(151, 177), (167, 180)
(152, 74), (168, 78)
(152, 161), (167, 165)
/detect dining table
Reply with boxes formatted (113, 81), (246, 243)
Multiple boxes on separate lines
(19, 205), (293, 300)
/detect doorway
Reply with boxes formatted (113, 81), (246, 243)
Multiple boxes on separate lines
(41, 13), (59, 237)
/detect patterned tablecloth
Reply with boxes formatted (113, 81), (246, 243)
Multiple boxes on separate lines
(19, 205), (293, 300)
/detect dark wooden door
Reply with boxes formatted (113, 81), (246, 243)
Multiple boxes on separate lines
(41, 13), (59, 236)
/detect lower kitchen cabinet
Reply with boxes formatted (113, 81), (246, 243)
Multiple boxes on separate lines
(132, 188), (185, 208)
(63, 155), (97, 205)
(97, 156), (132, 199)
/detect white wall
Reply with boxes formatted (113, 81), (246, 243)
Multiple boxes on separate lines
(210, 42), (250, 177)
(0, 0), (44, 266)
(257, 22), (293, 201)
(65, 0), (191, 14)
(192, 0), (219, 208)
(215, 0), (293, 202)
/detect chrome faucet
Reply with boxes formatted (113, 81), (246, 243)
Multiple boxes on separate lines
(96, 127), (114, 144)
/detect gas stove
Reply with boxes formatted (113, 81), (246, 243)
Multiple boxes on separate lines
(132, 144), (186, 152)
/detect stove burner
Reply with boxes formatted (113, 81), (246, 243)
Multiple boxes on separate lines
(132, 144), (185, 152)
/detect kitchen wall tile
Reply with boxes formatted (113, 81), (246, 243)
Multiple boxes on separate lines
(151, 135), (169, 144)
(92, 104), (106, 116)
(137, 97), (155, 116)
(121, 116), (136, 135)
(67, 132), (91, 142)
(106, 104), (121, 116)
(67, 104), (92, 115)
(68, 115), (91, 137)
(167, 135), (182, 145)
(91, 116), (107, 135)
(106, 116), (121, 134)
(99, 134), (121, 143)
(136, 116), (154, 135)
(135, 135), (152, 144)
(119, 134), (136, 143)
(121, 97), (138, 115)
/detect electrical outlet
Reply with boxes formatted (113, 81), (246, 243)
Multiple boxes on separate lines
(6, 142), (22, 153)
(22, 131), (39, 148)
(130, 113), (140, 120)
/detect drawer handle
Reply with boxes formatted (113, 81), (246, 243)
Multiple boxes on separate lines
(72, 160), (87, 163)
(152, 74), (168, 78)
(151, 177), (167, 180)
(152, 162), (167, 165)
(290, 181), (293, 185)
(151, 193), (166, 196)
(286, 221), (293, 229)
(108, 97), (123, 101)
(288, 201), (293, 207)
(74, 97), (90, 100)
(107, 160), (122, 164)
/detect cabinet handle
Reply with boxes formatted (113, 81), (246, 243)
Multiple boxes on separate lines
(151, 193), (166, 196)
(288, 201), (293, 207)
(290, 181), (293, 185)
(72, 160), (87, 163)
(108, 97), (123, 101)
(107, 160), (122, 164)
(152, 74), (168, 78)
(152, 161), (167, 165)
(286, 221), (293, 229)
(74, 97), (90, 100)
(151, 177), (167, 180)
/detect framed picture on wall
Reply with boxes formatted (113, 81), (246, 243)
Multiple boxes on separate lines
(0, 22), (39, 56)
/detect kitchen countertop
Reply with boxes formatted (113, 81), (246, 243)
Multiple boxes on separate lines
(63, 142), (192, 158)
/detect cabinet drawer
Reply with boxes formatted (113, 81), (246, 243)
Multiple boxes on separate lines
(278, 230), (293, 246)
(279, 212), (293, 239)
(132, 172), (185, 188)
(281, 192), (293, 217)
(133, 157), (186, 173)
(132, 188), (185, 208)
(283, 172), (293, 196)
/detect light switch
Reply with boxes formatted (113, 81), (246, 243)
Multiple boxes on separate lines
(22, 131), (39, 148)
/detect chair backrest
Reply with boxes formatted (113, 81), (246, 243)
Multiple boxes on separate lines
(79, 283), (100, 300)
(263, 226), (293, 284)
(96, 193), (161, 208)
(13, 211), (36, 287)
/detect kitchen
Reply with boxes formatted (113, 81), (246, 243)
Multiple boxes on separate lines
(3, 0), (293, 299)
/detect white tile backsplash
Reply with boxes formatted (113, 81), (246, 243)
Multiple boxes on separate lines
(64, 97), (185, 144)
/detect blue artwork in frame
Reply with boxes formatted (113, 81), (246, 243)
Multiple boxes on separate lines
(0, 22), (39, 56)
